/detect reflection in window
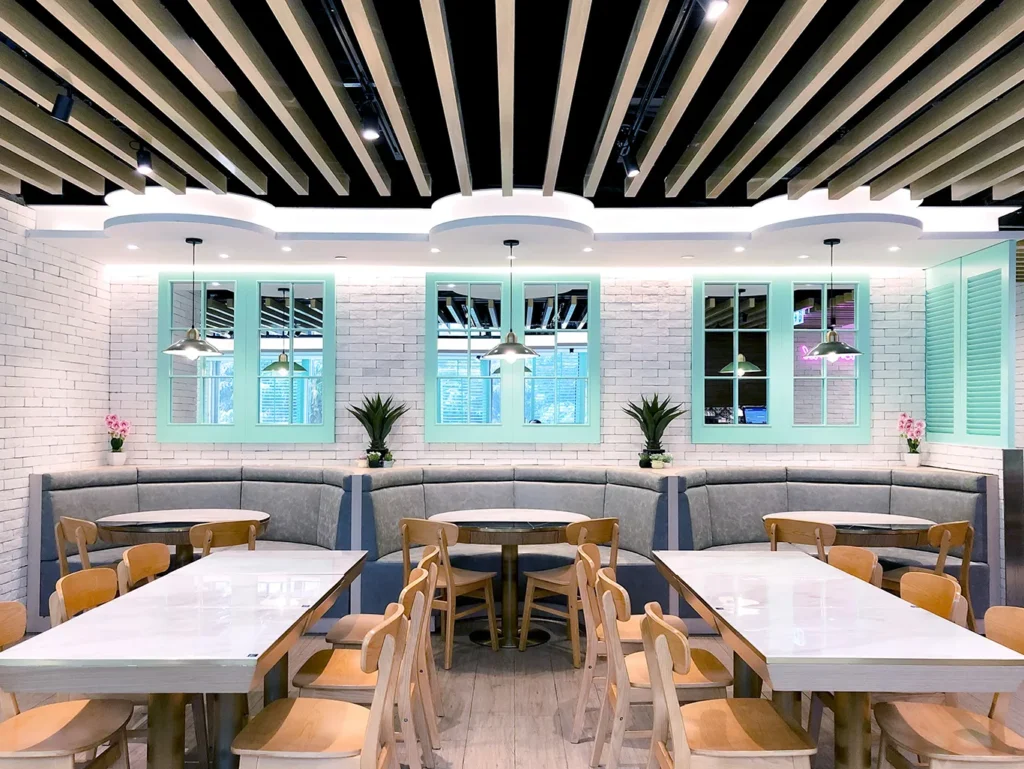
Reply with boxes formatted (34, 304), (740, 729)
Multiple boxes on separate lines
(524, 283), (589, 425)
(168, 281), (235, 424)
(703, 283), (768, 425)
(258, 282), (325, 425)
(436, 282), (502, 424)
(792, 283), (858, 425)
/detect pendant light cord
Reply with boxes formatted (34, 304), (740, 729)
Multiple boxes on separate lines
(191, 240), (197, 330)
(507, 241), (514, 334)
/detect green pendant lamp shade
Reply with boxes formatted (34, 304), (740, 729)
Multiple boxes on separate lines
(483, 239), (538, 363)
(163, 237), (222, 361)
(805, 237), (862, 363)
(719, 353), (761, 377)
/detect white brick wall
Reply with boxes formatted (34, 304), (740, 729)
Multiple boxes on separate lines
(0, 197), (110, 601)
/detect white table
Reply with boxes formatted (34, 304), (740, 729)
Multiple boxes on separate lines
(762, 511), (933, 547)
(654, 550), (1024, 769)
(0, 549), (366, 769)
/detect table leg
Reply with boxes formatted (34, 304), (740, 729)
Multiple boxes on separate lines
(264, 652), (288, 704)
(172, 544), (194, 570)
(771, 690), (802, 724)
(733, 652), (763, 698)
(500, 544), (518, 648)
(212, 693), (247, 769)
(834, 691), (871, 769)
(148, 693), (186, 769)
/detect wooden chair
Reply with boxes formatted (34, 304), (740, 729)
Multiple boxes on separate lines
(642, 602), (817, 769)
(882, 521), (975, 630)
(0, 601), (134, 769)
(117, 542), (171, 595)
(232, 603), (408, 769)
(519, 517), (619, 667)
(765, 517), (837, 560)
(55, 516), (115, 578)
(570, 543), (690, 744)
(189, 520), (259, 556)
(874, 606), (1024, 769)
(591, 571), (731, 769)
(400, 517), (498, 670)
(828, 545), (882, 587)
(293, 566), (440, 769)
(326, 546), (444, 719)
(900, 571), (969, 627)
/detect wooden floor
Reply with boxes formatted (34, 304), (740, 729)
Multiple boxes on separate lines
(16, 621), (1022, 769)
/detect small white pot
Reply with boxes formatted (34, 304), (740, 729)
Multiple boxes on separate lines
(109, 452), (128, 467)
(903, 453), (921, 468)
(650, 460), (665, 469)
(383, 460), (395, 468)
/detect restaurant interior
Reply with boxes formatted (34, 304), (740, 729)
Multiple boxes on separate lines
(2, 1), (1024, 769)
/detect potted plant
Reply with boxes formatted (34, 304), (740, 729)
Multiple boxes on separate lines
(383, 452), (395, 468)
(105, 413), (132, 466)
(650, 453), (673, 469)
(348, 394), (409, 469)
(898, 412), (925, 467)
(624, 395), (685, 468)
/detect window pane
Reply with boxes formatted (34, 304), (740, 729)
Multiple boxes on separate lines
(525, 377), (556, 424)
(828, 283), (856, 329)
(527, 334), (556, 376)
(705, 332), (733, 376)
(557, 331), (587, 376)
(794, 379), (823, 425)
(737, 332), (767, 376)
(292, 283), (325, 329)
(557, 284), (589, 330)
(556, 379), (588, 424)
(169, 378), (199, 423)
(737, 284), (768, 329)
(260, 282), (291, 327)
(470, 283), (502, 338)
(738, 379), (768, 424)
(469, 378), (500, 424)
(201, 377), (234, 424)
(827, 379), (856, 424)
(704, 379), (733, 424)
(525, 284), (556, 330)
(794, 284), (822, 329)
(204, 282), (235, 330)
(438, 351), (470, 377)
(438, 378), (467, 423)
(794, 331), (823, 376)
(292, 378), (323, 424)
(827, 331), (859, 376)
(171, 282), (199, 328)
(259, 376), (290, 424)
(704, 284), (734, 329)
(438, 283), (470, 335)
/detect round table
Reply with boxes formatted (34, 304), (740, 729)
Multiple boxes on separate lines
(429, 509), (587, 648)
(96, 509), (270, 568)
(762, 511), (933, 547)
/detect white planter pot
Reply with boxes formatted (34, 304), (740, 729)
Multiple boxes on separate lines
(109, 452), (127, 466)
(383, 460), (395, 468)
(903, 453), (921, 468)
(650, 460), (665, 469)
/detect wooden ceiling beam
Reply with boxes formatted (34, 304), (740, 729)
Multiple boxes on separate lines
(420, 0), (472, 195)
(664, 0), (826, 198)
(112, 0), (308, 195)
(953, 145), (1024, 200)
(814, 4), (1024, 200)
(0, 169), (19, 195)
(496, 0), (514, 196)
(35, 0), (266, 194)
(333, 0), (432, 195)
(707, 0), (900, 199)
(0, 117), (104, 194)
(0, 148), (61, 194)
(542, 0), (592, 196)
(0, 45), (185, 194)
(624, 0), (746, 197)
(747, 0), (984, 200)
(582, 0), (670, 198)
(912, 119), (1024, 199)
(993, 168), (1024, 200)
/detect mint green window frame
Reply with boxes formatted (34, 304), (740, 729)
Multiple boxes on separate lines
(425, 273), (601, 443)
(692, 275), (871, 444)
(157, 273), (336, 443)
(925, 242), (1015, 448)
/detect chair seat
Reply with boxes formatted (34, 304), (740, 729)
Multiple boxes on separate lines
(232, 697), (369, 758)
(874, 701), (1024, 759)
(437, 566), (496, 589)
(681, 699), (817, 757)
(325, 613), (384, 648)
(293, 649), (376, 691)
(597, 612), (688, 644)
(0, 699), (133, 757)
(523, 564), (574, 587)
(624, 649), (732, 690)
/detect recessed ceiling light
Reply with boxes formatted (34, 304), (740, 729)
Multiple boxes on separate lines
(734, 246), (746, 253)
(281, 246), (292, 253)
(447, 283), (456, 288)
(582, 247), (593, 253)
(210, 282), (221, 287)
(218, 253), (230, 259)
(430, 247), (440, 254)
(797, 254), (810, 259)
(888, 245), (901, 252)
(334, 255), (347, 260)
(681, 255), (695, 260)
(126, 244), (139, 250)
(706, 0), (729, 21)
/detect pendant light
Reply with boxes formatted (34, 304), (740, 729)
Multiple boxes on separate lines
(262, 288), (308, 375)
(163, 238), (222, 360)
(719, 353), (761, 377)
(483, 239), (538, 362)
(805, 237), (862, 362)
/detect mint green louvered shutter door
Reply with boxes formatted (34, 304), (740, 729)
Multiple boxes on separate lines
(925, 282), (956, 435)
(964, 269), (1003, 437)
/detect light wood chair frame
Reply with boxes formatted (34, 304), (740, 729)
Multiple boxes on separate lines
(55, 516), (114, 578)
(765, 517), (838, 560)
(189, 520), (259, 556)
(827, 545), (882, 587)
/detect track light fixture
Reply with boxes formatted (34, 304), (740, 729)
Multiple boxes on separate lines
(706, 0), (729, 21)
(50, 86), (74, 122)
(130, 141), (153, 176)
(360, 108), (381, 142)
(620, 143), (640, 178)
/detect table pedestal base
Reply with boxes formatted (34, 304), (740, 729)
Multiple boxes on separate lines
(172, 544), (194, 570)
(834, 691), (871, 769)
(148, 693), (185, 769)
(469, 626), (549, 648)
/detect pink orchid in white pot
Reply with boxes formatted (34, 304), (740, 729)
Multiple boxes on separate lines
(897, 412), (925, 468)
(105, 413), (132, 466)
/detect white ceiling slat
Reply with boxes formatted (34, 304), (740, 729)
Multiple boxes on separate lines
(0, 148), (60, 194)
(35, 0), (267, 194)
(582, 0), (670, 198)
(420, 0), (472, 195)
(496, 0), (514, 196)
(993, 168), (1024, 199)
(664, 0), (827, 198)
(0, 83), (144, 194)
(912, 119), (1024, 199)
(0, 117), (104, 194)
(0, 45), (185, 194)
(0, 0), (225, 193)
(625, 0), (746, 197)
(950, 141), (1024, 200)
(332, 0), (432, 196)
(542, 0), (592, 196)
(113, 0), (308, 195)
(0, 169), (19, 195)
(815, 10), (1024, 200)
(707, 0), (901, 199)
(746, 0), (984, 200)
(871, 83), (1024, 200)
(187, 0), (354, 196)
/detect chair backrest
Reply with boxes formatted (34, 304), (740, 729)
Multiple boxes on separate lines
(396, 567), (432, 706)
(566, 518), (619, 570)
(118, 542), (171, 595)
(927, 522), (973, 579)
(981, 606), (1024, 722)
(900, 571), (959, 622)
(55, 516), (100, 577)
(596, 568), (632, 697)
(400, 518), (458, 588)
(55, 567), (118, 623)
(189, 520), (259, 556)
(641, 602), (693, 769)
(765, 517), (837, 560)
(576, 543), (602, 647)
(0, 602), (26, 719)
(827, 545), (881, 587)
(360, 602), (408, 769)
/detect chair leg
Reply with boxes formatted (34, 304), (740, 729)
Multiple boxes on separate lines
(648, 695), (668, 769)
(876, 732), (888, 769)
(808, 692), (823, 768)
(568, 592), (581, 669)
(590, 680), (613, 768)
(413, 687), (436, 768)
(605, 687), (631, 769)
(398, 686), (423, 769)
(444, 598), (456, 670)
(519, 580), (536, 653)
(571, 642), (598, 743)
(483, 580), (499, 652)
(116, 727), (130, 769)
(190, 694), (210, 769)
(423, 643), (444, 718)
(417, 672), (442, 750)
